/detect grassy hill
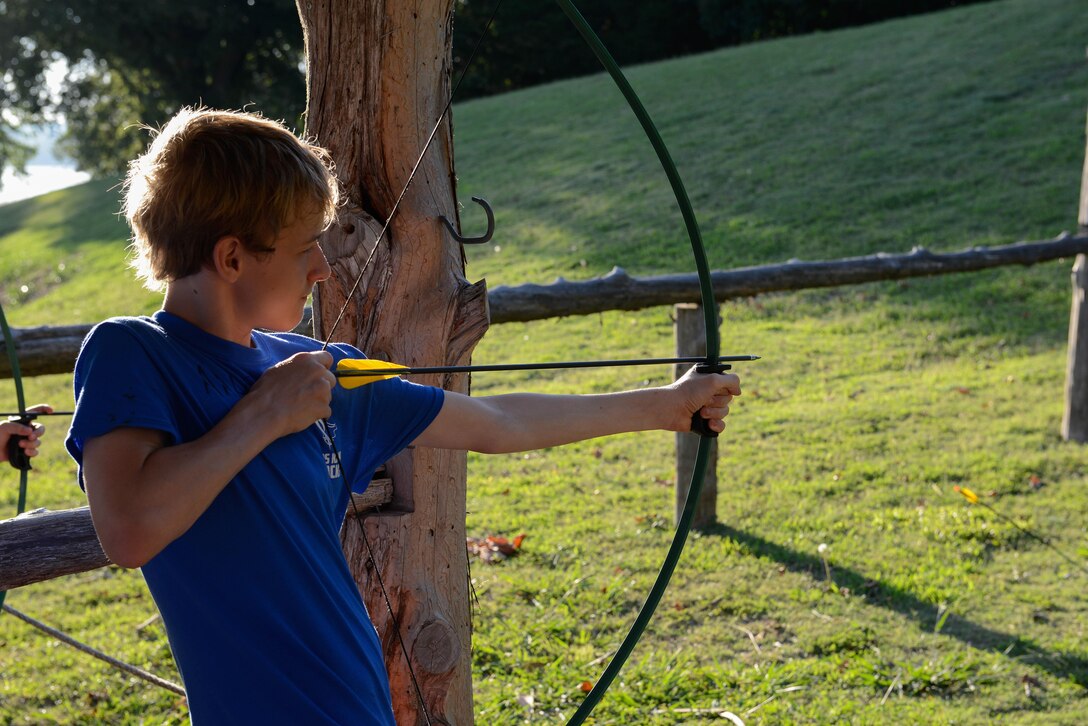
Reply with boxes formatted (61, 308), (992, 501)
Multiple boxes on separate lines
(2, 0), (1088, 721)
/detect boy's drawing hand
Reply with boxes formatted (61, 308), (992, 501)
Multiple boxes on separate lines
(247, 351), (337, 437)
(1, 403), (53, 465)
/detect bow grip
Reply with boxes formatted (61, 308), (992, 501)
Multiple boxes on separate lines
(6, 414), (33, 471)
(689, 362), (730, 438)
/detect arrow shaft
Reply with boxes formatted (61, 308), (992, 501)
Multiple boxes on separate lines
(0, 411), (74, 418)
(335, 355), (759, 378)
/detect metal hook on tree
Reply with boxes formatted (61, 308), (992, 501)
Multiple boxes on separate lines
(440, 196), (495, 245)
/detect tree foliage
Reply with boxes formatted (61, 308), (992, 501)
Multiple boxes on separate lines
(1, 0), (305, 177)
(451, 1), (713, 97)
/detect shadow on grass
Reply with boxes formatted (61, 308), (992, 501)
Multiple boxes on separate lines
(709, 522), (1088, 688)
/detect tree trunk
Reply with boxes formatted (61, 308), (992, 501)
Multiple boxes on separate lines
(297, 2), (488, 723)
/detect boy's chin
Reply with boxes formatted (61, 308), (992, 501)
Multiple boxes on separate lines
(258, 310), (307, 333)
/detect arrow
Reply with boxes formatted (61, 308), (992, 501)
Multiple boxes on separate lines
(335, 354), (760, 389)
(953, 485), (1088, 577)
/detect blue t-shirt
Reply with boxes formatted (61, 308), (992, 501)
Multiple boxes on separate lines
(64, 311), (443, 724)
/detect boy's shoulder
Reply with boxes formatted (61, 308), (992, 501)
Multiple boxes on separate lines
(255, 328), (319, 347)
(82, 315), (163, 345)
(256, 329), (364, 362)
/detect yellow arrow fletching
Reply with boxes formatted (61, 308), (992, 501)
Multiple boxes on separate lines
(953, 485), (979, 504)
(336, 358), (409, 389)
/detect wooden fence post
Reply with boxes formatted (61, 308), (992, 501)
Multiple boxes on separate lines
(1062, 109), (1088, 442)
(674, 303), (719, 529)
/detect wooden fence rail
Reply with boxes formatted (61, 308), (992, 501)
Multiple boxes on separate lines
(3, 233), (1087, 379)
(488, 233), (1088, 323)
(0, 477), (393, 591)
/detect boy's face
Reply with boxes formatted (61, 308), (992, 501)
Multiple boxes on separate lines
(237, 209), (331, 332)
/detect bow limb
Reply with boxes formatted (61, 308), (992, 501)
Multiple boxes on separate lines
(0, 300), (30, 610)
(551, 2), (721, 722)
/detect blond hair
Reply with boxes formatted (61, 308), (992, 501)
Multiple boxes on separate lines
(123, 107), (340, 290)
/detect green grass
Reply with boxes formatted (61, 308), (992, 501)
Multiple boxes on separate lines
(3, 0), (1088, 722)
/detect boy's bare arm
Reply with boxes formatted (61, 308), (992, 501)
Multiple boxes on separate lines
(83, 351), (336, 568)
(414, 368), (740, 453)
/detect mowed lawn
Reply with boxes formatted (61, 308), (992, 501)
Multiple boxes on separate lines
(2, 0), (1088, 722)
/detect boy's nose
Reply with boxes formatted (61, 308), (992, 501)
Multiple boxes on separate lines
(310, 246), (332, 282)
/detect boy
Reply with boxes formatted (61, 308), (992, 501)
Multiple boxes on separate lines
(65, 107), (740, 723)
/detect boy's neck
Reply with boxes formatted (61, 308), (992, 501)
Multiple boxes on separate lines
(163, 275), (255, 347)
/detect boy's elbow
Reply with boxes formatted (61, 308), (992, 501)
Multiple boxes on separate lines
(96, 532), (150, 569)
(103, 545), (149, 570)
(90, 513), (161, 569)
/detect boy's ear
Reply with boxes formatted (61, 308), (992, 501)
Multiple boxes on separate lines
(211, 236), (244, 282)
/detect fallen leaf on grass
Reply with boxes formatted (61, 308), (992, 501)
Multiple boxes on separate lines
(1028, 474), (1044, 490)
(579, 680), (593, 693)
(466, 533), (527, 563)
(634, 513), (667, 529)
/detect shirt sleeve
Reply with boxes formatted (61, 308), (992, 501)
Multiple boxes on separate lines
(65, 321), (181, 489)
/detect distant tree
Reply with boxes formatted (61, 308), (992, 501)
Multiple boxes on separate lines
(0, 6), (49, 188)
(452, 0), (713, 98)
(1, 0), (306, 178)
(0, 125), (34, 187)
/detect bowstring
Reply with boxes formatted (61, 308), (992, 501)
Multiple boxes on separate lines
(328, 432), (434, 726)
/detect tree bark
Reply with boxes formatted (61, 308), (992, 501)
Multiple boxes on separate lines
(297, 2), (487, 723)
